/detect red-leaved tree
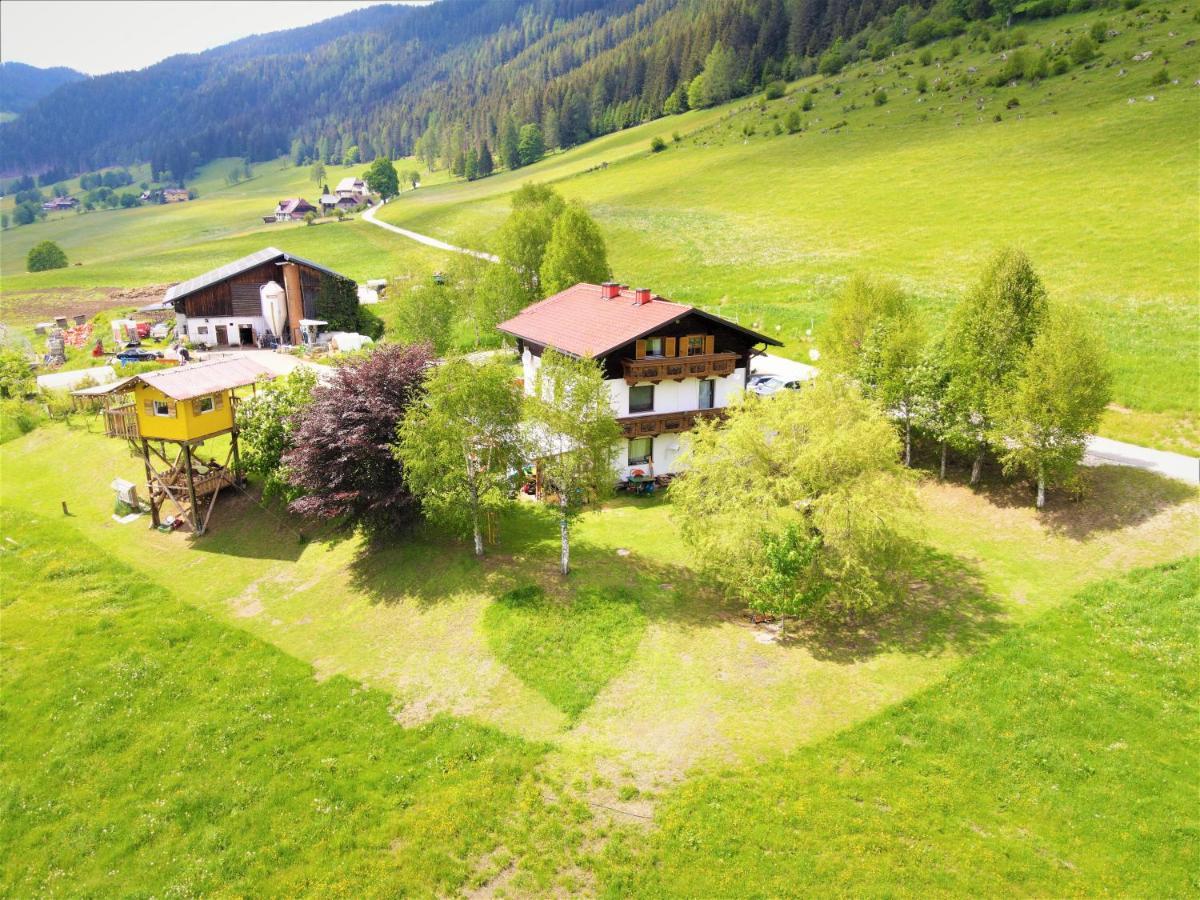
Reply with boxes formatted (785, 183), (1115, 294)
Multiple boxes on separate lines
(284, 342), (432, 536)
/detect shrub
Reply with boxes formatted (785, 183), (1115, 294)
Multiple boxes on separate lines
(1070, 34), (1097, 64)
(1052, 56), (1071, 75)
(650, 136), (667, 153)
(916, 74), (929, 93)
(919, 48), (933, 66)
(801, 94), (814, 111)
(908, 19), (940, 46)
(785, 108), (803, 133)
(874, 90), (889, 106)
(0, 399), (42, 444)
(1090, 20), (1109, 42)
(26, 240), (67, 272)
(1149, 67), (1170, 85)
(764, 79), (787, 100)
(1006, 96), (1021, 108)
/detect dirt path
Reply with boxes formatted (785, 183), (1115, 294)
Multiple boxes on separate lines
(362, 203), (498, 262)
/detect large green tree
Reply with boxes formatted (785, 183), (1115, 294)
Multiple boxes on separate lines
(390, 281), (455, 354)
(539, 202), (611, 294)
(363, 157), (399, 198)
(314, 275), (360, 332)
(671, 379), (919, 618)
(26, 240), (67, 272)
(517, 123), (545, 166)
(396, 359), (524, 555)
(524, 350), (620, 575)
(496, 184), (566, 296)
(994, 305), (1112, 508)
(943, 248), (1048, 484)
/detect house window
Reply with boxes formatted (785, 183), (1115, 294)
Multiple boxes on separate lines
(699, 379), (715, 410)
(628, 437), (653, 465)
(196, 396), (215, 414)
(197, 326), (209, 335)
(686, 335), (706, 356)
(153, 400), (171, 417)
(644, 337), (663, 357)
(629, 384), (654, 413)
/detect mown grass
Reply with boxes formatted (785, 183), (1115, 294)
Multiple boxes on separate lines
(602, 557), (1200, 897)
(0, 507), (546, 897)
(377, 2), (1200, 451)
(484, 584), (647, 720)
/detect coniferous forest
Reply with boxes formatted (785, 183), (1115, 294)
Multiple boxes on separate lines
(0, 0), (1031, 180)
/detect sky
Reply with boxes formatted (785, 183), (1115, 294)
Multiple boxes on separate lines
(0, 1), (424, 76)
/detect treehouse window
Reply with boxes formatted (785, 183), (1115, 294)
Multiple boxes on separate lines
(196, 396), (215, 415)
(628, 437), (653, 465)
(153, 400), (171, 417)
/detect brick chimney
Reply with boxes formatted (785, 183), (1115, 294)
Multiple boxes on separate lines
(634, 287), (652, 305)
(600, 281), (620, 299)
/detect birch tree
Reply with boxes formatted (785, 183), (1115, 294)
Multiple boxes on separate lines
(524, 349), (620, 575)
(943, 248), (1047, 484)
(397, 359), (524, 555)
(993, 305), (1111, 508)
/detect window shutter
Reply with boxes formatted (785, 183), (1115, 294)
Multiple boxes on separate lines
(167, 402), (177, 419)
(214, 393), (224, 410)
(664, 337), (676, 357)
(143, 400), (153, 415)
(192, 399), (201, 416)
(635, 339), (646, 359)
(704, 335), (715, 355)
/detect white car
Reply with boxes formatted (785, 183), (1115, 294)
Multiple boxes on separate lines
(746, 375), (803, 396)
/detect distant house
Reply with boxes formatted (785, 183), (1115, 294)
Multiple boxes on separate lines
(162, 188), (189, 203)
(499, 282), (782, 478)
(162, 246), (354, 347)
(333, 176), (373, 208)
(41, 196), (78, 211)
(271, 198), (317, 222)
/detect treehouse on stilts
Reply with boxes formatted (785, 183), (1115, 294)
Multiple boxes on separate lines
(88, 357), (276, 534)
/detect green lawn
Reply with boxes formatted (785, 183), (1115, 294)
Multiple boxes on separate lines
(603, 558), (1199, 897)
(377, 2), (1200, 451)
(0, 507), (545, 897)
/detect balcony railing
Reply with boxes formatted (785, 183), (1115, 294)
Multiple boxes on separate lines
(103, 403), (139, 440)
(617, 407), (724, 439)
(621, 352), (739, 385)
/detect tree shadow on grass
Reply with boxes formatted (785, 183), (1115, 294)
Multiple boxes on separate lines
(974, 465), (1197, 541)
(189, 490), (307, 562)
(780, 543), (1007, 664)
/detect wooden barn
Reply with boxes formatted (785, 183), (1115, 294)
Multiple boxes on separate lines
(163, 247), (352, 347)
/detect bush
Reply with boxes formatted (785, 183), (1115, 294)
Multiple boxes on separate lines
(916, 74), (929, 93)
(1052, 56), (1071, 75)
(764, 80), (787, 100)
(0, 399), (42, 444)
(26, 241), (67, 272)
(874, 90), (889, 106)
(1070, 34), (1097, 64)
(1149, 67), (1170, 86)
(1006, 96), (1021, 108)
(919, 48), (933, 66)
(801, 94), (814, 111)
(650, 136), (667, 153)
(908, 18), (940, 46)
(785, 108), (803, 133)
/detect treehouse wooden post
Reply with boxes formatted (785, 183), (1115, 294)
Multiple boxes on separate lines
(89, 358), (275, 534)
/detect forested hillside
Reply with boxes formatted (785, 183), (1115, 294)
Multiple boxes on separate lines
(0, 62), (85, 116)
(0, 0), (992, 178)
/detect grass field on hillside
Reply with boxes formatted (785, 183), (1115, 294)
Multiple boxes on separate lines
(377, 2), (1200, 451)
(601, 558), (1199, 897)
(2, 421), (1195, 780)
(1, 484), (1193, 894)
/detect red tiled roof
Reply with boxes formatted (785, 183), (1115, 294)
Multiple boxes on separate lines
(498, 283), (694, 357)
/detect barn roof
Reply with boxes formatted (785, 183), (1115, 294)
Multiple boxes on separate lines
(497, 282), (781, 358)
(162, 247), (347, 306)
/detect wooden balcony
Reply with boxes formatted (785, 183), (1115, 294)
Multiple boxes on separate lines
(618, 407), (724, 439)
(621, 352), (739, 385)
(103, 403), (139, 440)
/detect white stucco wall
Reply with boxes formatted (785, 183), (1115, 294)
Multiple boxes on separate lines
(178, 314), (269, 347)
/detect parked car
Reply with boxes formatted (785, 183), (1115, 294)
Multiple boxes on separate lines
(746, 375), (803, 396)
(115, 348), (163, 363)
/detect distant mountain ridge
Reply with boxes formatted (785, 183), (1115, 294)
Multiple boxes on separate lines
(0, 0), (948, 178)
(0, 61), (86, 115)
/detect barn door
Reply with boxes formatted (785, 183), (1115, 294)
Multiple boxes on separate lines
(214, 325), (229, 346)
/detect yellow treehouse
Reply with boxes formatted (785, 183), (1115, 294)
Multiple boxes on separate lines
(95, 357), (276, 534)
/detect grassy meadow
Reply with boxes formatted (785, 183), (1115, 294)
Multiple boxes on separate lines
(0, 419), (1196, 893)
